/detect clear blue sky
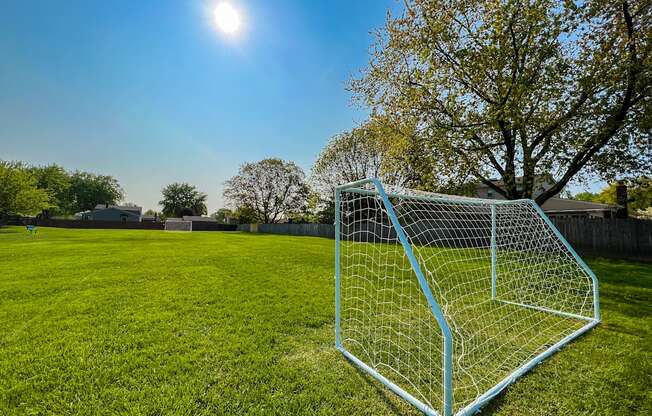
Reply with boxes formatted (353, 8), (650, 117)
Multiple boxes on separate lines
(0, 0), (400, 212)
(0, 0), (602, 213)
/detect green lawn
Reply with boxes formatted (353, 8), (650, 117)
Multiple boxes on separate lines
(0, 226), (650, 415)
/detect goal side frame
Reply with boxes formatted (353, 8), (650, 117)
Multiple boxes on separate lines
(334, 178), (600, 416)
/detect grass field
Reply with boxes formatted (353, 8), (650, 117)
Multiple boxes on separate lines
(1, 226), (650, 415)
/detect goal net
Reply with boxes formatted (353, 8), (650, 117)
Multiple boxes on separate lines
(335, 179), (599, 416)
(164, 219), (192, 232)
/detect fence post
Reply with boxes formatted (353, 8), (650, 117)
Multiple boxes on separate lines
(491, 205), (497, 300)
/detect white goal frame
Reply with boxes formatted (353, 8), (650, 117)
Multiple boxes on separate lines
(334, 178), (600, 416)
(164, 219), (192, 232)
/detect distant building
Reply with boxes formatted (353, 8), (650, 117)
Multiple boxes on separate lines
(474, 176), (558, 200)
(182, 216), (217, 222)
(79, 204), (142, 222)
(473, 177), (620, 219)
(540, 198), (619, 219)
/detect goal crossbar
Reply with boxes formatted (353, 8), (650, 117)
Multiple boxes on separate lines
(334, 178), (600, 416)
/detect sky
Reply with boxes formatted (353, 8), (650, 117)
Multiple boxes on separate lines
(0, 0), (604, 213)
(0, 0), (400, 213)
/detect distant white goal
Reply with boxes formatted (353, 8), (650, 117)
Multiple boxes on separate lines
(164, 219), (192, 232)
(334, 178), (599, 416)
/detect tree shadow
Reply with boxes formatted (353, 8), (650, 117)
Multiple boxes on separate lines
(349, 364), (409, 415)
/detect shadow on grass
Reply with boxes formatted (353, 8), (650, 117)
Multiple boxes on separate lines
(0, 226), (23, 234)
(348, 363), (407, 415)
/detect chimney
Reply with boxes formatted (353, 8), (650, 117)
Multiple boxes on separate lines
(615, 181), (628, 219)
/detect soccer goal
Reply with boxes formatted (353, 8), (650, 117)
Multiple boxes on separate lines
(164, 219), (192, 232)
(334, 178), (599, 416)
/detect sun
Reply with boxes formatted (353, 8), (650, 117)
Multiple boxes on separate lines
(214, 2), (241, 34)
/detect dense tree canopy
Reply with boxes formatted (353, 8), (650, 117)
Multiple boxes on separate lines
(1, 161), (125, 216)
(0, 161), (50, 217)
(210, 208), (234, 224)
(574, 176), (652, 213)
(312, 116), (478, 200)
(223, 158), (309, 223)
(159, 183), (208, 217)
(28, 164), (71, 216)
(67, 172), (124, 213)
(311, 121), (393, 198)
(351, 0), (651, 204)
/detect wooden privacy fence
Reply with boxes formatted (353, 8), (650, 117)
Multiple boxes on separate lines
(240, 218), (651, 261)
(25, 218), (165, 230)
(550, 217), (651, 261)
(22, 218), (237, 231)
(238, 223), (335, 238)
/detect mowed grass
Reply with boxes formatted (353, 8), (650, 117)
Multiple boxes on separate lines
(0, 226), (650, 415)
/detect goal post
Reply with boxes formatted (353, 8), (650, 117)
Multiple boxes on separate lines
(334, 178), (599, 416)
(164, 219), (192, 232)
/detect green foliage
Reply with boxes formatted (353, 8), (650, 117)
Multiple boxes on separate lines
(313, 115), (477, 201)
(66, 171), (124, 213)
(159, 183), (207, 217)
(312, 125), (388, 197)
(0, 161), (50, 217)
(0, 227), (650, 415)
(9, 162), (125, 216)
(143, 209), (162, 221)
(27, 164), (71, 216)
(232, 205), (261, 224)
(573, 191), (598, 202)
(621, 177), (652, 212)
(573, 177), (652, 213)
(210, 208), (234, 224)
(223, 158), (309, 223)
(351, 0), (651, 204)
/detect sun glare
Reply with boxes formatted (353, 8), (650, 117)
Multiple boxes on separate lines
(214, 2), (241, 34)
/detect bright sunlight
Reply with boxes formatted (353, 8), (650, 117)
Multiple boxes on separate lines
(214, 2), (241, 34)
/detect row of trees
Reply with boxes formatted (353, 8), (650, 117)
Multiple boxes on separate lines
(342, 0), (650, 205)
(224, 1), (650, 223)
(0, 161), (123, 218)
(573, 177), (652, 217)
(240, 0), (649, 223)
(219, 159), (315, 224)
(0, 159), (210, 221)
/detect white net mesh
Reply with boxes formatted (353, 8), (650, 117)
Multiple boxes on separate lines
(337, 182), (597, 415)
(164, 220), (192, 232)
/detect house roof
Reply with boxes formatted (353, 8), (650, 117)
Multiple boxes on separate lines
(182, 216), (217, 222)
(476, 175), (554, 188)
(94, 204), (142, 213)
(541, 197), (619, 213)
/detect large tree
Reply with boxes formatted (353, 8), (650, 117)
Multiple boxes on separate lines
(159, 183), (208, 217)
(28, 164), (71, 216)
(210, 208), (234, 224)
(351, 0), (651, 204)
(312, 116), (476, 199)
(66, 172), (124, 213)
(0, 161), (50, 218)
(223, 158), (309, 223)
(575, 176), (652, 212)
(312, 122), (391, 198)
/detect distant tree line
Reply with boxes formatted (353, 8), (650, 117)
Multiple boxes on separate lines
(0, 160), (123, 219)
(572, 177), (652, 218)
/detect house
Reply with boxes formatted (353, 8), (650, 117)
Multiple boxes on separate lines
(181, 216), (216, 222)
(141, 214), (158, 223)
(474, 176), (557, 200)
(80, 204), (143, 222)
(540, 198), (619, 219)
(473, 177), (620, 219)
